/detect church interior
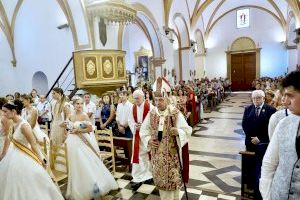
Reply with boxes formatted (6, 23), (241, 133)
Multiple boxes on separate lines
(0, 0), (300, 199)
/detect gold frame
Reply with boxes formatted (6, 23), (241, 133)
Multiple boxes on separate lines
(134, 46), (152, 81)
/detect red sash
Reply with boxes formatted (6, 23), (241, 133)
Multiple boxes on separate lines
(132, 101), (150, 163)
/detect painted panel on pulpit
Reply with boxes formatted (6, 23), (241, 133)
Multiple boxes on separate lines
(102, 56), (114, 79)
(117, 56), (125, 78)
(84, 57), (98, 80)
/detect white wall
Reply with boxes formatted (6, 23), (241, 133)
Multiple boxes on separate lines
(205, 8), (287, 79)
(287, 49), (297, 72)
(122, 23), (151, 85)
(0, 0), (74, 96)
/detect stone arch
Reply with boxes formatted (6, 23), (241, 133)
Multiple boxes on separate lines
(231, 37), (256, 51)
(226, 36), (261, 81)
(172, 13), (190, 48)
(32, 71), (49, 95)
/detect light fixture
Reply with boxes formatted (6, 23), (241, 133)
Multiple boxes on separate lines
(57, 23), (69, 29)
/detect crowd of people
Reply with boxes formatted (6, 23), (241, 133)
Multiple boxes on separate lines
(243, 71), (300, 199)
(0, 75), (232, 199)
(5, 71), (300, 200)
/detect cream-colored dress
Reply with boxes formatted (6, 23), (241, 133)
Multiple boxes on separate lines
(65, 121), (118, 199)
(0, 117), (5, 155)
(50, 101), (68, 145)
(0, 120), (64, 200)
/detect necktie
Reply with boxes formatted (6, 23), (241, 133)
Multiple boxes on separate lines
(256, 107), (260, 117)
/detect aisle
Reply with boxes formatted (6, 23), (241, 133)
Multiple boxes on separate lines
(104, 93), (250, 200)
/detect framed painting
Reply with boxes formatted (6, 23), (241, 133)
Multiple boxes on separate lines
(134, 47), (152, 81)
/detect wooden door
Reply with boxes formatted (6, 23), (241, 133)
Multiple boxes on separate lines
(231, 52), (256, 91)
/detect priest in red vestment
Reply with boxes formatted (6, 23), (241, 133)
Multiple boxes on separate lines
(128, 89), (154, 189)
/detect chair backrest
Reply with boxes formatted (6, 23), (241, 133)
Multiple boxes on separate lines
(50, 141), (68, 174)
(39, 122), (49, 136)
(95, 129), (114, 152)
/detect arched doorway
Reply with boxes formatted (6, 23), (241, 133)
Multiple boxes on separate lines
(226, 37), (261, 91)
(32, 71), (49, 95)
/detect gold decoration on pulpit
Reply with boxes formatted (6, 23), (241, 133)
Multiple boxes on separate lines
(117, 56), (125, 78)
(84, 57), (98, 79)
(103, 58), (113, 77)
(73, 50), (127, 96)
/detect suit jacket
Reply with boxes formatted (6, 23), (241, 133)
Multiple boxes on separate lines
(242, 103), (276, 153)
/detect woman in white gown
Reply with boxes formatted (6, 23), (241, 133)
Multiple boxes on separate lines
(20, 94), (49, 144)
(0, 100), (64, 200)
(0, 97), (12, 160)
(50, 87), (70, 146)
(65, 96), (118, 200)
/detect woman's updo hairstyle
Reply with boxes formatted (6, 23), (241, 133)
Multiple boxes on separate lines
(3, 99), (24, 115)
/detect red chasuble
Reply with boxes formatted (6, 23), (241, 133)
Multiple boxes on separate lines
(132, 101), (150, 163)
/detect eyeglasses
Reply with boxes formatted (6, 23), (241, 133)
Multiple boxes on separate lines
(252, 96), (263, 100)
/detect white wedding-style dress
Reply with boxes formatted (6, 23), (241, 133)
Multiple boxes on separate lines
(65, 120), (118, 200)
(21, 108), (50, 143)
(0, 119), (64, 200)
(0, 116), (6, 155)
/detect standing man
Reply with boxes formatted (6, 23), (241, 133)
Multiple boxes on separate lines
(36, 95), (52, 126)
(242, 89), (276, 199)
(260, 71), (300, 200)
(140, 77), (192, 200)
(128, 89), (153, 190)
(83, 93), (97, 126)
(116, 91), (133, 138)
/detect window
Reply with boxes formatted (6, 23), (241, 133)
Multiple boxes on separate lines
(237, 9), (250, 28)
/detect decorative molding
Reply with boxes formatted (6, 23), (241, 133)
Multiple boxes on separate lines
(230, 37), (256, 51)
(0, 1), (16, 66)
(163, 0), (173, 26)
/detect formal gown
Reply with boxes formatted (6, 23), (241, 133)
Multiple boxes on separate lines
(21, 108), (50, 144)
(50, 102), (67, 145)
(0, 119), (64, 200)
(65, 121), (118, 200)
(0, 117), (5, 155)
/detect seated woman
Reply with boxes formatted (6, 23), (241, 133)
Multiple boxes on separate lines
(0, 100), (64, 200)
(65, 96), (118, 200)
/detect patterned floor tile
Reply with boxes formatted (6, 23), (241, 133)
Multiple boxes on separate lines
(103, 94), (250, 199)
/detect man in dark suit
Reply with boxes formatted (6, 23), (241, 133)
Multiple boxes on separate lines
(242, 89), (276, 199)
(242, 90), (276, 152)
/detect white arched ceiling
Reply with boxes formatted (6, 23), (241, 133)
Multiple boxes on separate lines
(190, 0), (299, 29)
(1, 0), (19, 25)
(168, 0), (190, 31)
(173, 13), (190, 48)
(137, 12), (162, 58)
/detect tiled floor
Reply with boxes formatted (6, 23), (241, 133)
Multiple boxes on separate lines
(104, 93), (251, 200)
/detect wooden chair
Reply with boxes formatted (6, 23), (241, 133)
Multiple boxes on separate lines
(95, 129), (116, 174)
(50, 141), (68, 190)
(38, 137), (48, 156)
(39, 122), (49, 136)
